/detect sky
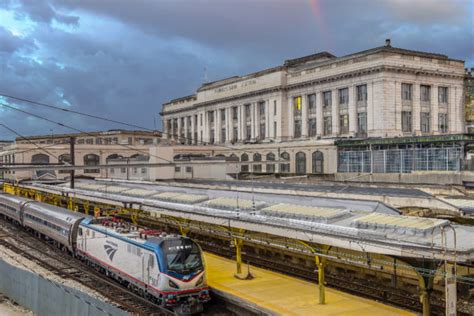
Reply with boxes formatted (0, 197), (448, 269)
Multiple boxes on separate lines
(0, 0), (473, 139)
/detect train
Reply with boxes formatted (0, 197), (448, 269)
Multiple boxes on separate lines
(0, 192), (210, 314)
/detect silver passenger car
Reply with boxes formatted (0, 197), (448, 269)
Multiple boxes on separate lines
(23, 202), (88, 252)
(0, 192), (29, 223)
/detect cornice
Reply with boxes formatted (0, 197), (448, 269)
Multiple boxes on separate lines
(161, 65), (464, 117)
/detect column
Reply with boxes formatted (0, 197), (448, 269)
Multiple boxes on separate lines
(216, 109), (221, 143)
(413, 84), (421, 134)
(204, 112), (209, 143)
(431, 85), (438, 134)
(265, 100), (270, 139)
(367, 82), (374, 133)
(251, 102), (256, 140)
(177, 116), (182, 143)
(348, 85), (357, 134)
(316, 92), (323, 136)
(191, 115), (196, 144)
(184, 116), (189, 144)
(226, 107), (232, 143)
(302, 94), (308, 138)
(332, 89), (339, 136)
(288, 97), (294, 138)
(240, 105), (245, 140)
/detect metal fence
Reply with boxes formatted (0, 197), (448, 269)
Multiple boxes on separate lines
(338, 147), (463, 173)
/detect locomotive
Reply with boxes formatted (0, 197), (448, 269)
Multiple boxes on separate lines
(0, 192), (210, 314)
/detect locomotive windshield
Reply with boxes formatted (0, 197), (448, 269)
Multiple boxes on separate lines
(161, 238), (203, 274)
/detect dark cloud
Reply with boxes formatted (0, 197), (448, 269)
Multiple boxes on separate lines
(0, 0), (472, 140)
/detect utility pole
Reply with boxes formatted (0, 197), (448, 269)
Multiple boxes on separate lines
(70, 137), (75, 189)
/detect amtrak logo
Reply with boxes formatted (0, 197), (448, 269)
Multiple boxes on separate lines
(104, 244), (118, 261)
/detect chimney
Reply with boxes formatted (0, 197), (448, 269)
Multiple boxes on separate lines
(385, 38), (391, 47)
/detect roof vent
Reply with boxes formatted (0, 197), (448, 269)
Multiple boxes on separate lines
(385, 38), (391, 47)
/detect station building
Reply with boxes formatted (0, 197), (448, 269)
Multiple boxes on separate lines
(161, 40), (473, 181)
(0, 130), (161, 181)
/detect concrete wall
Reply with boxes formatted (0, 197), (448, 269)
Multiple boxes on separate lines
(0, 260), (129, 316)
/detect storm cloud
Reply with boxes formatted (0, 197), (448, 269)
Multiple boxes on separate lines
(0, 0), (472, 139)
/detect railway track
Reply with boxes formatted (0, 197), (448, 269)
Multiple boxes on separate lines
(198, 239), (472, 316)
(0, 218), (173, 316)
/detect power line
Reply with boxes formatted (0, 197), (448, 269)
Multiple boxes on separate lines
(0, 92), (239, 152)
(0, 123), (62, 161)
(0, 102), (174, 164)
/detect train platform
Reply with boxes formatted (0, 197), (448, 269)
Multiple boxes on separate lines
(204, 252), (414, 316)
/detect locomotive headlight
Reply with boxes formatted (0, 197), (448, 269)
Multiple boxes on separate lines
(196, 275), (204, 287)
(168, 280), (179, 289)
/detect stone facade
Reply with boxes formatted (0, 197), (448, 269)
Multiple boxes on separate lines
(161, 42), (466, 174)
(0, 130), (161, 181)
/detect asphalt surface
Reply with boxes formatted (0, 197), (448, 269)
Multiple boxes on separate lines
(173, 179), (432, 198)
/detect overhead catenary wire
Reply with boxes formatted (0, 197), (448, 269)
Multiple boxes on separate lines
(0, 92), (241, 152)
(0, 102), (175, 164)
(0, 122), (62, 162)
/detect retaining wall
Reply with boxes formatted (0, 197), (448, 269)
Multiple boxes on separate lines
(0, 259), (130, 316)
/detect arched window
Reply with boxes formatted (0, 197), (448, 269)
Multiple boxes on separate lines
(295, 152), (306, 175)
(280, 152), (290, 173)
(31, 153), (52, 178)
(266, 153), (275, 173)
(253, 153), (262, 173)
(241, 153), (249, 172)
(312, 151), (324, 174)
(106, 154), (122, 162)
(84, 154), (100, 174)
(230, 154), (239, 161)
(58, 154), (71, 174)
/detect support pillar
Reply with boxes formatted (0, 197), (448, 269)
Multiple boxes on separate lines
(315, 255), (327, 304)
(234, 237), (243, 275)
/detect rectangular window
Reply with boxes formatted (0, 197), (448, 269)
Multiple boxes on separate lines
(209, 111), (214, 123)
(273, 100), (277, 115)
(402, 111), (412, 132)
(323, 91), (332, 108)
(221, 128), (226, 143)
(200, 114), (203, 126)
(274, 121), (277, 137)
(323, 116), (332, 135)
(293, 96), (302, 115)
(339, 114), (349, 134)
(259, 123), (265, 139)
(308, 118), (316, 137)
(232, 107), (238, 120)
(356, 84), (367, 102)
(141, 168), (146, 174)
(308, 94), (316, 114)
(121, 168), (126, 173)
(186, 166), (193, 173)
(438, 87), (448, 104)
(401, 83), (412, 101)
(339, 88), (349, 105)
(194, 132), (198, 144)
(294, 120), (302, 138)
(220, 109), (225, 121)
(245, 104), (251, 119)
(110, 168), (115, 174)
(246, 125), (251, 141)
(357, 112), (367, 133)
(232, 127), (238, 142)
(258, 101), (265, 117)
(421, 112), (430, 133)
(210, 129), (215, 144)
(438, 113), (448, 133)
(420, 85), (431, 102)
(175, 166), (181, 172)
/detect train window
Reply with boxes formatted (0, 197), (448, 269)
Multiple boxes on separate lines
(92, 231), (95, 238)
(148, 255), (155, 268)
(79, 228), (83, 236)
